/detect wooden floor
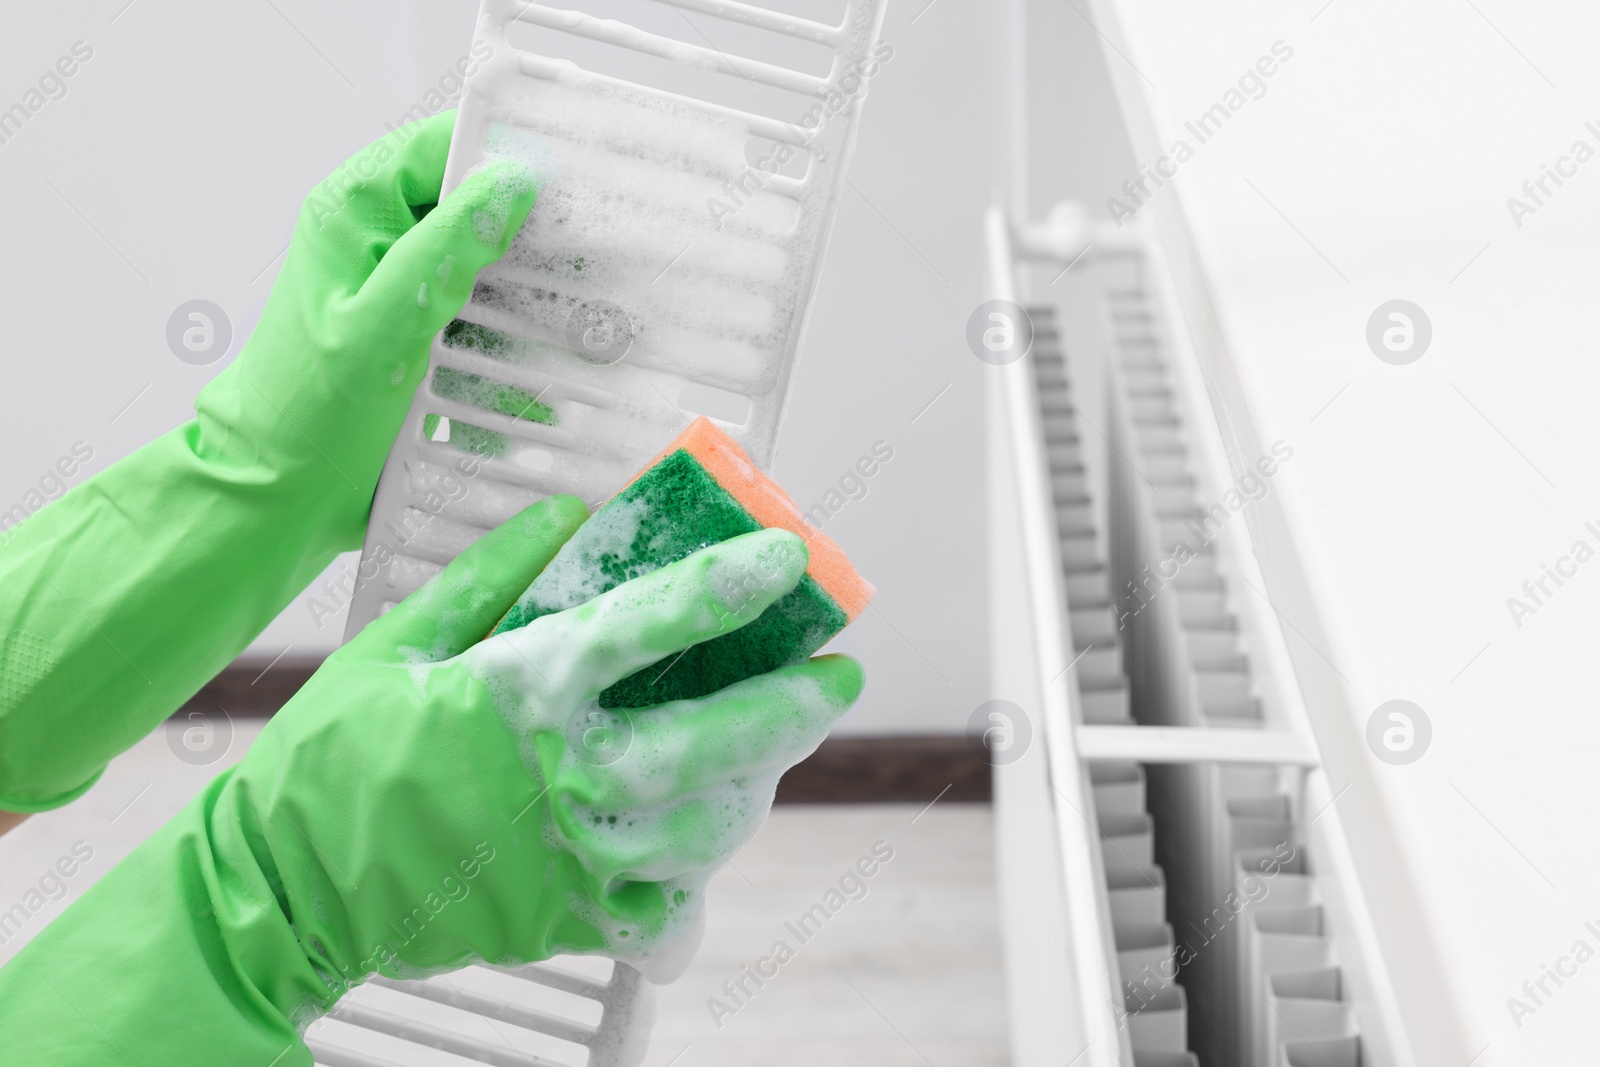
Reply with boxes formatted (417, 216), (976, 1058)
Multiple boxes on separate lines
(0, 724), (1011, 1065)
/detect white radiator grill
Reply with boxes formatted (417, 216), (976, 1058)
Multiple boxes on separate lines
(318, 2), (888, 1064)
(989, 203), (1411, 1067)
(346, 0), (888, 635)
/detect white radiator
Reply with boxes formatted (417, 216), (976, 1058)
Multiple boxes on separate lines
(988, 205), (1415, 1067)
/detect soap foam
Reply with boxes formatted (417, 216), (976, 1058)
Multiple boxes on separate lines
(427, 69), (812, 504)
(447, 535), (835, 962)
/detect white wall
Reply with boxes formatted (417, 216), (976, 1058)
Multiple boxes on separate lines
(0, 0), (1015, 734)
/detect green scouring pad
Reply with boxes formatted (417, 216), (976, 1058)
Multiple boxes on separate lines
(492, 417), (875, 709)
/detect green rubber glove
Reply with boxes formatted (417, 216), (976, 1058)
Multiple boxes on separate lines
(0, 500), (863, 1065)
(0, 110), (538, 811)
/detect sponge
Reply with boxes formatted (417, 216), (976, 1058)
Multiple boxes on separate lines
(493, 417), (874, 708)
